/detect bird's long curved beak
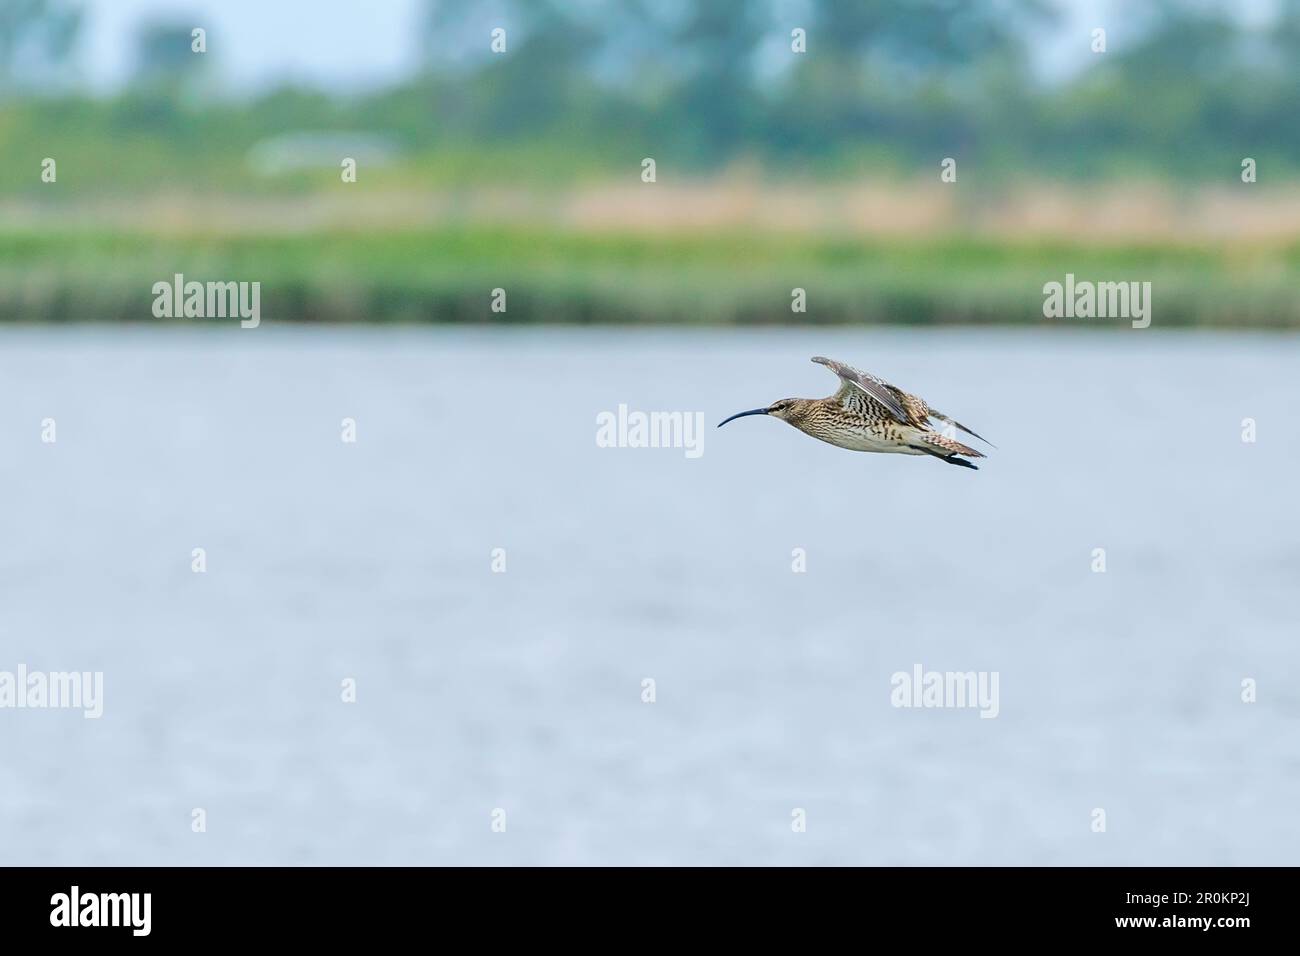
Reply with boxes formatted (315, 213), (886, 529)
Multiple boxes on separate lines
(717, 407), (769, 428)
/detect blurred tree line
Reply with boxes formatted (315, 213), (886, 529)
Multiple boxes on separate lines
(2, 0), (1300, 189)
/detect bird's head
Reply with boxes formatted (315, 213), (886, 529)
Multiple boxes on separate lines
(718, 398), (809, 428)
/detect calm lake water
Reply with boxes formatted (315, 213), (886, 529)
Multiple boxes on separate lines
(1, 324), (1297, 865)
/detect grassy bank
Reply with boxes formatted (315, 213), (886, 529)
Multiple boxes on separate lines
(2, 227), (1298, 327)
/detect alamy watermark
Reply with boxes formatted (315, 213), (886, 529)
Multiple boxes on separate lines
(0, 665), (103, 718)
(50, 886), (150, 936)
(890, 664), (999, 718)
(596, 404), (704, 458)
(1043, 273), (1151, 329)
(152, 273), (261, 328)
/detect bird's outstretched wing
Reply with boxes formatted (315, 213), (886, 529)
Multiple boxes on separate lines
(811, 356), (911, 425)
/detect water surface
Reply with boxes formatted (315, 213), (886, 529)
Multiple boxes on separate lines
(1, 325), (1296, 865)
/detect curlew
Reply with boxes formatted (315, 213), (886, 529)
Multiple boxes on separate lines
(718, 356), (993, 470)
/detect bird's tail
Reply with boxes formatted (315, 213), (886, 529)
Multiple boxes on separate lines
(915, 432), (984, 459)
(909, 432), (984, 470)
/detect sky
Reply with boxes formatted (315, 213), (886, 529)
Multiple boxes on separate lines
(77, 0), (426, 93)
(68, 0), (1279, 95)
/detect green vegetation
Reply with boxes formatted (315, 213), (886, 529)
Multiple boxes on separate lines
(5, 1), (1300, 192)
(4, 228), (1297, 327)
(3, 1), (1300, 327)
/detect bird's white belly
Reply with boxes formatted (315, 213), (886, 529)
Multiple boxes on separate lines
(816, 427), (924, 454)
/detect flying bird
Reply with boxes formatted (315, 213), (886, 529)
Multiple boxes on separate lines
(718, 356), (993, 470)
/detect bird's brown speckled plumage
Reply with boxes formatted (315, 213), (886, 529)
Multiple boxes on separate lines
(718, 356), (993, 470)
